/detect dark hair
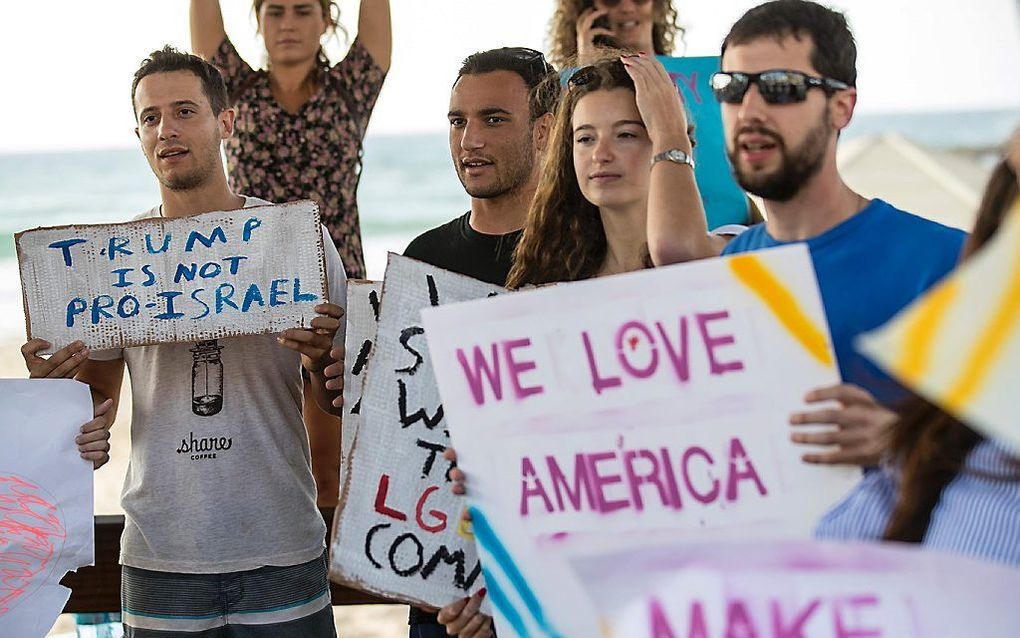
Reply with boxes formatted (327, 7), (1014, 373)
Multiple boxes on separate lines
(252, 0), (346, 70)
(721, 0), (857, 87)
(883, 158), (1020, 543)
(507, 56), (634, 288)
(456, 48), (561, 120)
(131, 45), (229, 117)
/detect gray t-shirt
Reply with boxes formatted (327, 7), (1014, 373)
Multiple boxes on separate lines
(92, 197), (347, 573)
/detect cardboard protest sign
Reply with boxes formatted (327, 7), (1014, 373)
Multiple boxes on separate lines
(17, 200), (326, 354)
(661, 56), (748, 229)
(1, 379), (94, 637)
(571, 540), (1020, 638)
(330, 255), (499, 608)
(858, 200), (1020, 451)
(338, 280), (381, 486)
(422, 244), (858, 637)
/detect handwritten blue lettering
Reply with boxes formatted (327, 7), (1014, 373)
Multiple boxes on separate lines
(241, 283), (266, 312)
(242, 217), (262, 242)
(191, 288), (210, 320)
(269, 279), (289, 306)
(223, 256), (247, 275)
(107, 237), (133, 261)
(48, 238), (88, 268)
(111, 268), (134, 288)
(118, 295), (140, 318)
(141, 264), (157, 287)
(154, 291), (184, 320)
(66, 298), (87, 327)
(91, 295), (115, 324)
(215, 283), (238, 313)
(293, 278), (318, 303)
(199, 261), (222, 279)
(145, 233), (171, 254)
(184, 226), (227, 252)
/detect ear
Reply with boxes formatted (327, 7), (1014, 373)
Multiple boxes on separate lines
(830, 86), (857, 133)
(218, 108), (236, 140)
(134, 127), (140, 140)
(532, 112), (554, 152)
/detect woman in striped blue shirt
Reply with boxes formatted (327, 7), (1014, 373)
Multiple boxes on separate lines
(816, 148), (1020, 568)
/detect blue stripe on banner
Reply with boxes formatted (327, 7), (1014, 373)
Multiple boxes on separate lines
(469, 507), (563, 638)
(482, 568), (531, 638)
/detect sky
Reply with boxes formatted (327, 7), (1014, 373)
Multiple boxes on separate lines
(0, 0), (1017, 153)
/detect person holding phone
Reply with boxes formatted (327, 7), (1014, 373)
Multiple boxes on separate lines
(547, 0), (683, 67)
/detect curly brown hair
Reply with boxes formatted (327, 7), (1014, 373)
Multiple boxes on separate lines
(547, 0), (684, 68)
(506, 57), (636, 288)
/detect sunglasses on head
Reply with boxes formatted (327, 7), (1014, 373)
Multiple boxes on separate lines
(567, 59), (630, 89)
(710, 70), (850, 105)
(502, 47), (555, 76)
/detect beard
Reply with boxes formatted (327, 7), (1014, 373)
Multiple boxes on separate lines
(729, 109), (832, 202)
(155, 146), (219, 192)
(455, 137), (535, 200)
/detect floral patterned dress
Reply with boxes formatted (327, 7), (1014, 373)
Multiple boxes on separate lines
(212, 37), (386, 279)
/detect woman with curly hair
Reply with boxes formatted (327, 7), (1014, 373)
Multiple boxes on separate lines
(547, 0), (684, 68)
(506, 51), (727, 288)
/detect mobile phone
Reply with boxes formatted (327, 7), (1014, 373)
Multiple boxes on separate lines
(591, 15), (621, 49)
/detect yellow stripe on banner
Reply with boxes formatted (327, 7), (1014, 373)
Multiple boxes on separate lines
(729, 254), (834, 368)
(944, 221), (1020, 412)
(896, 279), (960, 384)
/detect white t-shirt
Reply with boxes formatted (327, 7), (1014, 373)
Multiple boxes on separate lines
(92, 196), (348, 573)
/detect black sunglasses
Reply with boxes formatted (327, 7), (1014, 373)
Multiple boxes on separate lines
(710, 70), (850, 105)
(503, 47), (555, 77)
(567, 59), (631, 89)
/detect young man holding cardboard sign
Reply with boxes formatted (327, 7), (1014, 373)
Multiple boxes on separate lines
(23, 47), (346, 637)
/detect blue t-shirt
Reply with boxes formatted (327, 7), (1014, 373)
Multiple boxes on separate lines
(722, 199), (965, 405)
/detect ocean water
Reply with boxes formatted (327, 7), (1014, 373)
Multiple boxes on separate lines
(1, 108), (1017, 341)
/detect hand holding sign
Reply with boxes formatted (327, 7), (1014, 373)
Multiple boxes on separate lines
(278, 302), (345, 374)
(789, 383), (897, 466)
(22, 338), (89, 379)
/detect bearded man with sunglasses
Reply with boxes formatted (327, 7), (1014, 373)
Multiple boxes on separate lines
(714, 0), (965, 467)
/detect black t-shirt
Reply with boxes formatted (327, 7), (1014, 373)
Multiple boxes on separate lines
(403, 211), (522, 286)
(403, 211), (520, 627)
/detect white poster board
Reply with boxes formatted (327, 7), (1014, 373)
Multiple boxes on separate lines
(0, 379), (94, 637)
(329, 255), (499, 608)
(422, 245), (858, 637)
(571, 540), (1020, 638)
(17, 200), (327, 354)
(338, 280), (382, 486)
(859, 202), (1020, 451)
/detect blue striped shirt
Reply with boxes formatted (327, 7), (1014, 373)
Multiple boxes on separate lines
(815, 441), (1020, 568)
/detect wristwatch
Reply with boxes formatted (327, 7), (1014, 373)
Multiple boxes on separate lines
(651, 148), (695, 169)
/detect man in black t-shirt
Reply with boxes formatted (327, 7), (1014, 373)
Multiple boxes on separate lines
(402, 47), (558, 638)
(404, 47), (559, 288)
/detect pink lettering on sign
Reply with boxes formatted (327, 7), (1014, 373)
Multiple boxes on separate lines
(456, 338), (544, 406)
(697, 311), (745, 375)
(519, 437), (767, 518)
(0, 475), (66, 615)
(582, 311), (744, 395)
(668, 71), (703, 104)
(644, 594), (886, 638)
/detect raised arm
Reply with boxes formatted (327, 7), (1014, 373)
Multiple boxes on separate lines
(622, 53), (727, 265)
(190, 0), (228, 61)
(357, 0), (392, 73)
